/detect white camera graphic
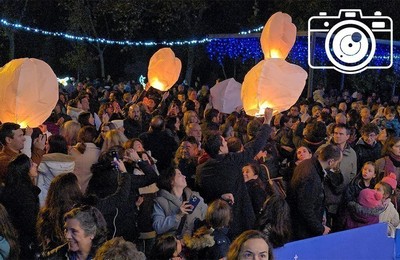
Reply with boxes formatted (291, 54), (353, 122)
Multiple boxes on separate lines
(308, 9), (393, 74)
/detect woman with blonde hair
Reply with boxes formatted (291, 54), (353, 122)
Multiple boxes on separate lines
(59, 120), (81, 147)
(183, 110), (200, 129)
(100, 129), (128, 153)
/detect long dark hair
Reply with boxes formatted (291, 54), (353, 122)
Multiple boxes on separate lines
(0, 203), (20, 259)
(4, 154), (33, 188)
(255, 195), (291, 248)
(48, 134), (68, 154)
(37, 173), (82, 251)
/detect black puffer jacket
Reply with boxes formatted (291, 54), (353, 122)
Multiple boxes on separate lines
(86, 160), (158, 242)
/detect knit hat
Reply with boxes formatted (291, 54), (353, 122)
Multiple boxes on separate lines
(382, 173), (397, 190)
(358, 188), (383, 208)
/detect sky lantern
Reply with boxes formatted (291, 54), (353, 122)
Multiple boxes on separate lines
(148, 48), (181, 91)
(242, 12), (307, 117)
(0, 58), (58, 128)
(210, 78), (242, 114)
(260, 12), (296, 60)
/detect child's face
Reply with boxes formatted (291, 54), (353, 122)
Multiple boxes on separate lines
(242, 165), (257, 183)
(375, 184), (388, 200)
(362, 164), (376, 181)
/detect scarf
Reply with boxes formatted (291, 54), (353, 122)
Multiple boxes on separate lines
(389, 152), (400, 167)
(384, 155), (398, 176)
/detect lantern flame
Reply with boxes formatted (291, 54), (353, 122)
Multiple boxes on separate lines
(151, 78), (165, 90)
(18, 121), (28, 129)
(270, 49), (283, 59)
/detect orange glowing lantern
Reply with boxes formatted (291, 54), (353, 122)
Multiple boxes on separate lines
(260, 12), (296, 59)
(241, 59), (307, 117)
(0, 58), (58, 128)
(242, 12), (307, 117)
(148, 48), (182, 91)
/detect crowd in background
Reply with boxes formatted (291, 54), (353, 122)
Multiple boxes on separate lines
(0, 76), (399, 259)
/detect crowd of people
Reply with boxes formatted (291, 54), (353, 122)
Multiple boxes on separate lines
(0, 78), (399, 259)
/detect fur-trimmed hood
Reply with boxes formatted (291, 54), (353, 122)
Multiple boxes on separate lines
(347, 201), (385, 223)
(183, 227), (215, 250)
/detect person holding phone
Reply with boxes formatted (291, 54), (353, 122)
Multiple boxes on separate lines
(152, 167), (207, 238)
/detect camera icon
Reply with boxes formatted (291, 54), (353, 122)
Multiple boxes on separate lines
(308, 9), (393, 74)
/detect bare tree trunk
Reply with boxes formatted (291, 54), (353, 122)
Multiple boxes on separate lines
(97, 47), (105, 78)
(5, 29), (15, 60)
(185, 45), (195, 86)
(221, 63), (227, 79)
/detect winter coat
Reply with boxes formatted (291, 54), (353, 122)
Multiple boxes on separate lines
(40, 243), (94, 260)
(0, 147), (19, 185)
(344, 174), (376, 205)
(152, 187), (207, 236)
(196, 123), (272, 239)
(69, 143), (100, 193)
(37, 153), (75, 206)
(344, 201), (384, 229)
(288, 157), (325, 240)
(87, 161), (158, 242)
(139, 130), (178, 172)
(380, 198), (400, 237)
(183, 227), (230, 260)
(354, 139), (382, 172)
(1, 183), (40, 259)
(375, 156), (400, 187)
(246, 178), (267, 215)
(0, 236), (10, 259)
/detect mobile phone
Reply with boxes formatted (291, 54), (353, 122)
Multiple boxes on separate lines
(110, 150), (119, 160)
(110, 150), (119, 170)
(187, 195), (200, 214)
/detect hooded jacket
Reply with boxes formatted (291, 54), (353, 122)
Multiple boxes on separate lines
(344, 201), (385, 229)
(37, 153), (75, 206)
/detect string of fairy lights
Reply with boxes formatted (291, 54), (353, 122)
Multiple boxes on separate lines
(0, 17), (398, 71)
(0, 18), (263, 46)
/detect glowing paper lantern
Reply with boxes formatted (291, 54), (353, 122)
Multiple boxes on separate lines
(148, 48), (181, 91)
(260, 12), (296, 59)
(0, 58), (58, 128)
(210, 78), (242, 114)
(241, 59), (307, 117)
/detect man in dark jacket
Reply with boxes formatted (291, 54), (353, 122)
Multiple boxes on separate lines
(196, 108), (273, 239)
(288, 144), (342, 240)
(139, 115), (178, 173)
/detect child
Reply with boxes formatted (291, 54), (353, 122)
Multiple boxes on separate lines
(344, 188), (385, 230)
(375, 173), (400, 237)
(383, 107), (400, 137)
(150, 234), (183, 260)
(183, 199), (231, 260)
(344, 161), (377, 204)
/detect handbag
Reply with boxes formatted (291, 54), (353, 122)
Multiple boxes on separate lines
(260, 164), (287, 199)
